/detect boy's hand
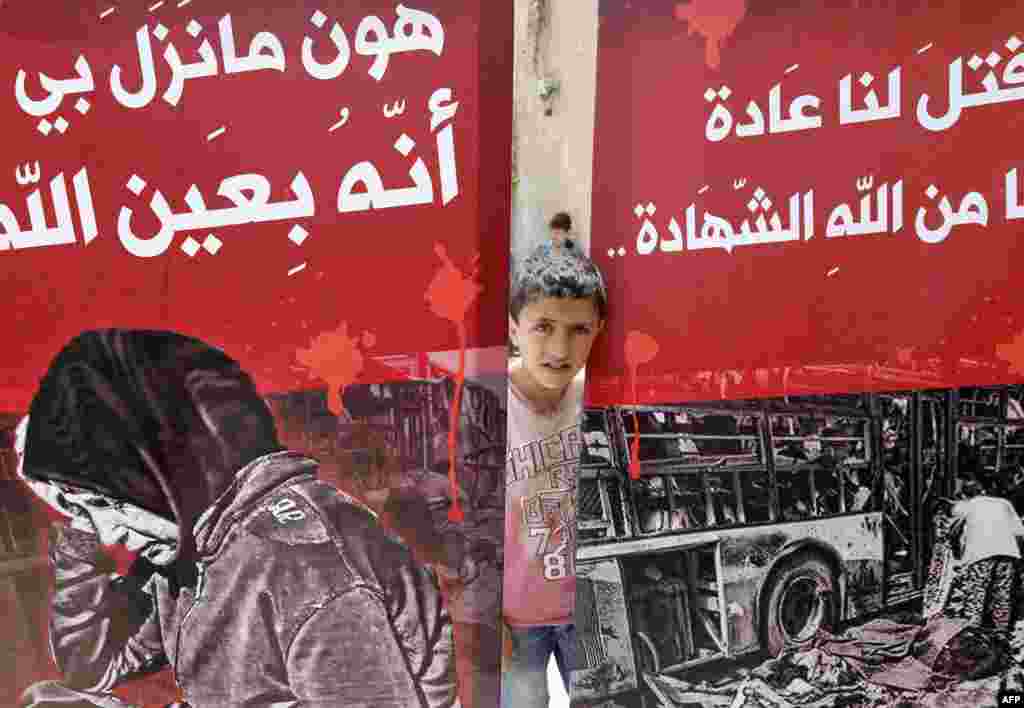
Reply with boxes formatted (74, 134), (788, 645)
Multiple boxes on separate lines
(13, 417), (97, 535)
(26, 480), (97, 534)
(15, 462), (96, 534)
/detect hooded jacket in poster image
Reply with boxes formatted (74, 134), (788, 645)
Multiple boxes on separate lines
(14, 329), (459, 708)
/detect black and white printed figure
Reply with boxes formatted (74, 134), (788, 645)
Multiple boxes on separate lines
(335, 378), (505, 708)
(15, 329), (458, 708)
(573, 387), (1024, 708)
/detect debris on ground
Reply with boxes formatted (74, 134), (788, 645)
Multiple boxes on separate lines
(644, 617), (1024, 708)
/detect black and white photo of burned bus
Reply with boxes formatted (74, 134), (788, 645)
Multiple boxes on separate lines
(571, 385), (1024, 705)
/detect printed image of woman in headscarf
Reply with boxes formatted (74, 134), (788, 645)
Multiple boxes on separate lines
(15, 329), (458, 708)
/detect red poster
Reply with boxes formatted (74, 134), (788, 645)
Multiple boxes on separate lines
(575, 3), (1024, 707)
(0, 0), (510, 409)
(0, 2), (510, 706)
(587, 0), (1024, 406)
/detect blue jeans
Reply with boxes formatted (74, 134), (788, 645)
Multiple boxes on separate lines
(501, 624), (575, 708)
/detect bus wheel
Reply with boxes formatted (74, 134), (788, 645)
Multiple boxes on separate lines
(763, 553), (837, 657)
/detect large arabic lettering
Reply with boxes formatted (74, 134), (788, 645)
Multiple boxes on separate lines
(2, 4), (462, 264)
(586, 1), (1024, 408)
(703, 34), (1024, 142)
(622, 26), (1024, 261)
(1, 86), (461, 260)
(614, 165), (1024, 259)
(16, 5), (446, 132)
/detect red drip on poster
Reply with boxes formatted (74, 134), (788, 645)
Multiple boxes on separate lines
(624, 331), (659, 480)
(425, 243), (483, 522)
(447, 325), (467, 522)
(673, 0), (748, 70)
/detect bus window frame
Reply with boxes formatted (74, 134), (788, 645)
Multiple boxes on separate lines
(580, 408), (633, 540)
(578, 471), (620, 540)
(955, 386), (1024, 499)
(769, 411), (872, 520)
(616, 406), (765, 537)
(597, 402), (879, 543)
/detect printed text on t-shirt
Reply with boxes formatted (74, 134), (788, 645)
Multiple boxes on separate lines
(507, 423), (581, 582)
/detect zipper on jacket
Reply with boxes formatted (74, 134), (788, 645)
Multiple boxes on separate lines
(173, 561), (206, 697)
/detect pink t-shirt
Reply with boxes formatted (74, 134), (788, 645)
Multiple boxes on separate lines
(503, 368), (584, 628)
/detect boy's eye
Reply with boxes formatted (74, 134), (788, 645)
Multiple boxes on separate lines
(533, 323), (553, 333)
(573, 325), (592, 335)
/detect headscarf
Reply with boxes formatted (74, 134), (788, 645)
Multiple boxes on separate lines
(21, 329), (282, 566)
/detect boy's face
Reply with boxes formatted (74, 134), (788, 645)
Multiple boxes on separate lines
(550, 228), (569, 248)
(510, 296), (604, 391)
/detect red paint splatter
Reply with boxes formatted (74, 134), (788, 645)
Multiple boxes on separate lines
(674, 0), (747, 70)
(425, 243), (483, 522)
(624, 331), (659, 480)
(294, 321), (374, 415)
(997, 330), (1024, 377)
